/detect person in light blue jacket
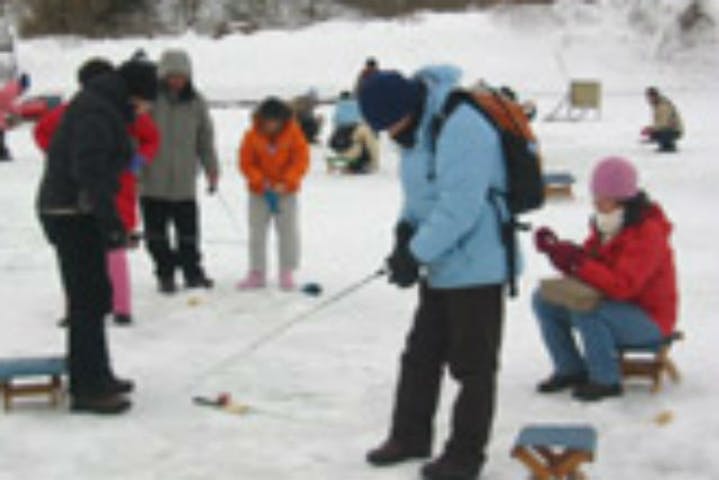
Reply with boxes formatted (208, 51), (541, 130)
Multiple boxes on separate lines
(359, 66), (512, 480)
(333, 91), (362, 127)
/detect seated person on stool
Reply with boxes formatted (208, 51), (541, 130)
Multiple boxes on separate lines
(642, 87), (684, 153)
(328, 92), (379, 174)
(532, 157), (678, 401)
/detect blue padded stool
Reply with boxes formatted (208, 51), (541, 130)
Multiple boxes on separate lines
(0, 357), (66, 411)
(544, 172), (576, 199)
(512, 425), (597, 479)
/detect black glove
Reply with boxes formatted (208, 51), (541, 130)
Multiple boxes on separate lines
(387, 222), (420, 288)
(105, 228), (128, 251)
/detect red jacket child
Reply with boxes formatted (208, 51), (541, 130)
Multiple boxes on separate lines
(575, 205), (678, 337)
(34, 105), (160, 232)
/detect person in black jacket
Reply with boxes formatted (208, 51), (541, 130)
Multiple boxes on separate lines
(36, 60), (157, 415)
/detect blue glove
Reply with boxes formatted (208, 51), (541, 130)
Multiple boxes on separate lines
(129, 153), (146, 174)
(264, 190), (280, 214)
(19, 73), (30, 92)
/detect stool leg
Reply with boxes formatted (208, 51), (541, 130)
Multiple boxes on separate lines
(1, 382), (9, 412)
(513, 448), (553, 480)
(664, 358), (681, 383)
(50, 376), (61, 407)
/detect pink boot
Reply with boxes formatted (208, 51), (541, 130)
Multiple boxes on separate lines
(279, 271), (295, 291)
(237, 271), (266, 290)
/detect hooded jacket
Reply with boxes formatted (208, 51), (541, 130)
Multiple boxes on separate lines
(35, 105), (160, 232)
(239, 117), (310, 194)
(576, 205), (678, 336)
(141, 49), (219, 201)
(400, 65), (514, 289)
(36, 72), (132, 235)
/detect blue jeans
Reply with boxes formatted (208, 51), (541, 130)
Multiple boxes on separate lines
(533, 290), (663, 385)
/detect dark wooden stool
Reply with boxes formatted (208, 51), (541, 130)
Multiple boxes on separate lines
(620, 331), (684, 393)
(544, 172), (576, 200)
(512, 425), (597, 480)
(0, 357), (66, 411)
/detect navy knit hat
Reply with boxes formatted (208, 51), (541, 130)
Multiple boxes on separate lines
(118, 60), (159, 102)
(359, 71), (424, 132)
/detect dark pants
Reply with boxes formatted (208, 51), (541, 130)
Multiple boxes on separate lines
(651, 128), (681, 152)
(390, 283), (504, 469)
(140, 197), (204, 282)
(41, 215), (114, 396)
(299, 114), (321, 144)
(0, 130), (10, 161)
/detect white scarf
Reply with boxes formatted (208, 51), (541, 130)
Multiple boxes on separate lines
(595, 208), (625, 242)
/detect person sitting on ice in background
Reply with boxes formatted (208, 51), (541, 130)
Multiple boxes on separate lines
(34, 57), (160, 327)
(641, 87), (684, 153)
(533, 157), (678, 402)
(327, 90), (379, 174)
(291, 88), (323, 144)
(355, 57), (379, 93)
(0, 72), (31, 161)
(238, 97), (309, 291)
(36, 60), (158, 415)
(140, 49), (219, 294)
(359, 66), (512, 480)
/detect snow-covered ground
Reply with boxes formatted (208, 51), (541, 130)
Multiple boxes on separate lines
(1, 9), (718, 480)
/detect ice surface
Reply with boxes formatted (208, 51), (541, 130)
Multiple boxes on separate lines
(0, 9), (718, 480)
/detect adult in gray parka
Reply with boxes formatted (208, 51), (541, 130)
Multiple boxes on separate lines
(140, 49), (220, 294)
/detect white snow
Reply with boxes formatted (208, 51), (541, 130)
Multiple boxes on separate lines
(1, 8), (718, 480)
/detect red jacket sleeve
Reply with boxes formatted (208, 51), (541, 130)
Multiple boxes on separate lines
(33, 104), (66, 152)
(128, 113), (160, 162)
(576, 223), (667, 300)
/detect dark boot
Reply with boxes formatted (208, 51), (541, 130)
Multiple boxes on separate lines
(421, 455), (481, 480)
(186, 273), (214, 290)
(367, 439), (431, 467)
(71, 393), (131, 415)
(102, 377), (135, 395)
(573, 382), (623, 402)
(158, 276), (177, 295)
(114, 314), (133, 326)
(537, 372), (587, 394)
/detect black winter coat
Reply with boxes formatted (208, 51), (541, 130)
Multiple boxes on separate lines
(37, 72), (133, 237)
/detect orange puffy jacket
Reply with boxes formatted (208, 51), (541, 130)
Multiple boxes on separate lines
(239, 118), (310, 194)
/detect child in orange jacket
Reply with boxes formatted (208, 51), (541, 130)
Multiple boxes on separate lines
(237, 97), (310, 290)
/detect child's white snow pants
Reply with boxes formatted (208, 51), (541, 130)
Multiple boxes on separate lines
(247, 193), (300, 273)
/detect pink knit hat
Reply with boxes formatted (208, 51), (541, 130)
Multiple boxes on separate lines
(591, 157), (639, 200)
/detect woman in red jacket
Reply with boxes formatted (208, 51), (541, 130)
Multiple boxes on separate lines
(533, 157), (678, 401)
(34, 58), (160, 326)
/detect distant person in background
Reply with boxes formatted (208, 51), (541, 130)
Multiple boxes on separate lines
(355, 57), (379, 93)
(0, 72), (31, 161)
(141, 49), (219, 294)
(291, 88), (323, 144)
(327, 91), (379, 174)
(238, 97), (309, 291)
(34, 57), (161, 327)
(533, 157), (678, 402)
(642, 87), (683, 153)
(36, 61), (157, 415)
